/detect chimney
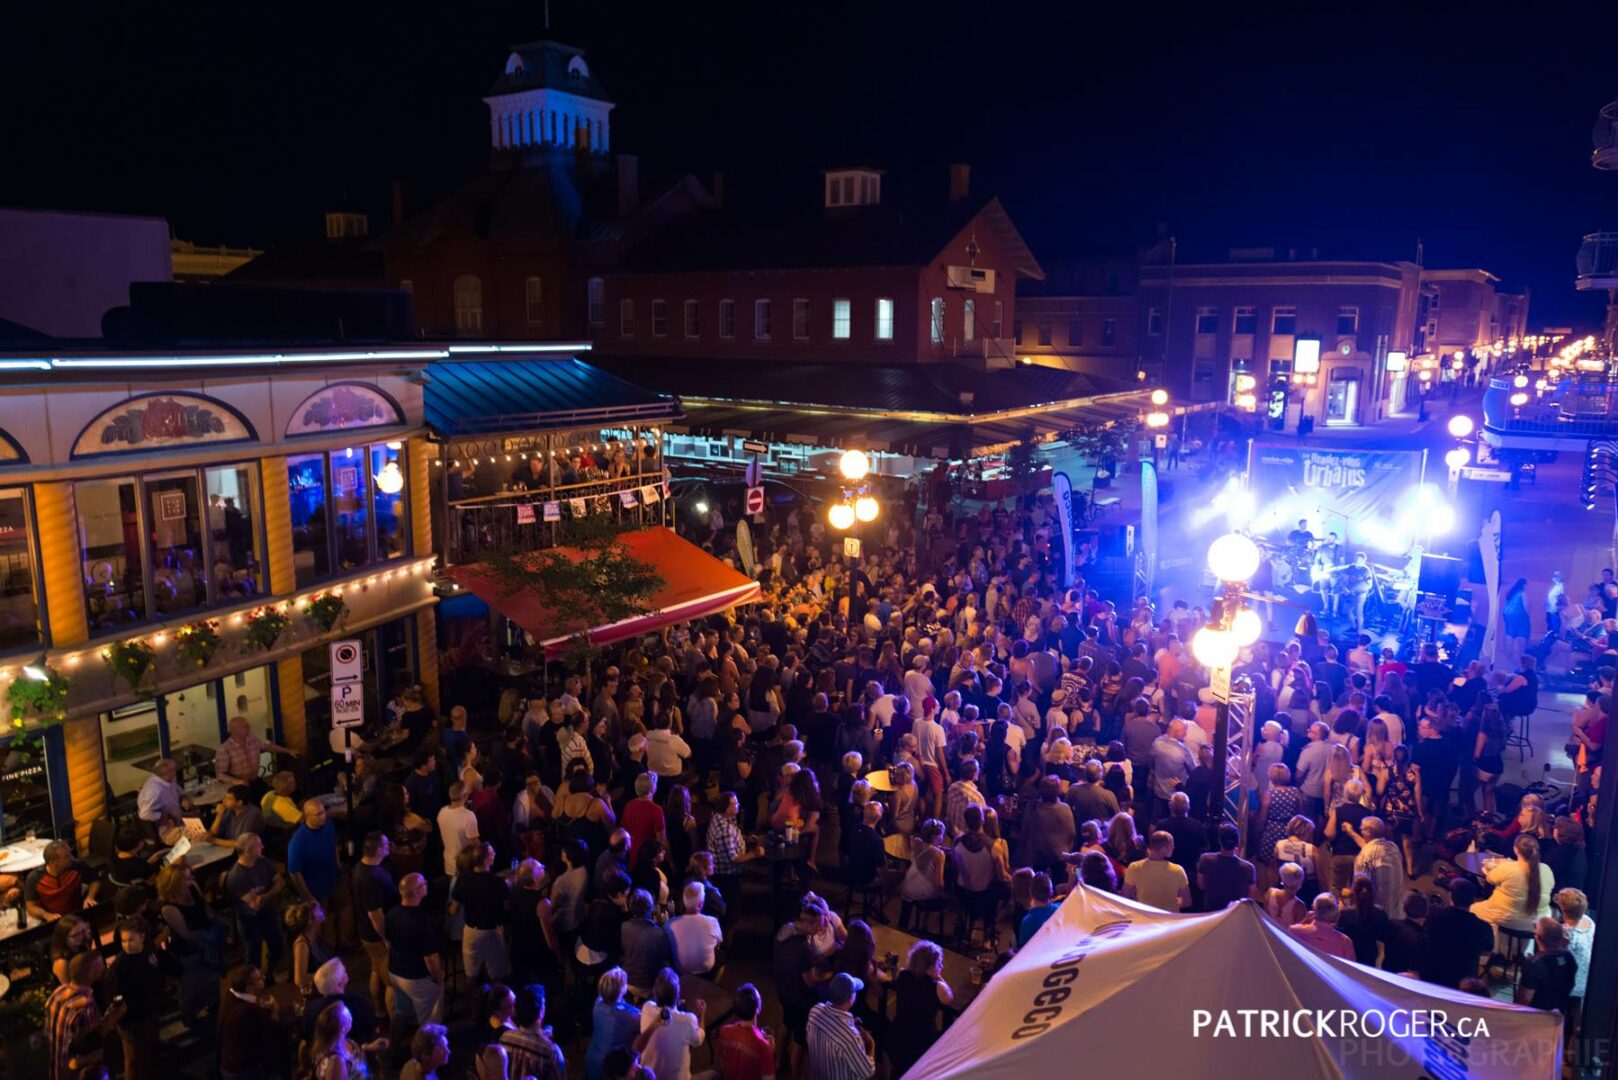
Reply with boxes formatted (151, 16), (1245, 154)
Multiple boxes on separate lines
(710, 171), (725, 210)
(949, 163), (971, 203)
(617, 154), (640, 219)
(391, 179), (408, 227)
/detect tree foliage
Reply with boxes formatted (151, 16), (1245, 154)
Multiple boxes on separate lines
(1061, 418), (1138, 464)
(1003, 427), (1044, 498)
(482, 515), (665, 670)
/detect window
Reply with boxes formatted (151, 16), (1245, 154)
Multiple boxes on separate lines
(453, 275), (483, 335)
(524, 276), (545, 326)
(588, 277), (605, 325)
(719, 299), (736, 339)
(992, 300), (1004, 339)
(930, 298), (945, 345)
(832, 299), (851, 339)
(793, 298), (810, 340)
(1067, 320), (1084, 348)
(1147, 307), (1165, 335)
(619, 298), (635, 337)
(1038, 323), (1052, 346)
(754, 299), (772, 340)
(1337, 306), (1359, 336)
(1014, 319), (1025, 344)
(78, 465), (266, 635)
(1233, 306), (1257, 335)
(875, 298), (894, 341)
(684, 299), (700, 338)
(0, 725), (58, 837)
(0, 489), (41, 651)
(826, 176), (840, 207)
(1102, 319), (1117, 346)
(286, 443), (409, 588)
(651, 298), (668, 337)
(963, 298), (975, 341)
(1195, 307), (1219, 335)
(1271, 306), (1297, 335)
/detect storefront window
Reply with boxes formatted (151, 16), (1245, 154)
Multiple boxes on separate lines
(371, 443), (406, 561)
(288, 453), (332, 587)
(0, 489), (41, 652)
(101, 666), (277, 797)
(332, 447), (371, 570)
(100, 700), (161, 797)
(79, 478), (148, 633)
(161, 680), (222, 765)
(0, 732), (58, 838)
(146, 472), (207, 617)
(205, 464), (264, 600)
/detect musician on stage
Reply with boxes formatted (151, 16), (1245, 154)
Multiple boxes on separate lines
(1336, 552), (1375, 634)
(1396, 544), (1424, 630)
(1287, 519), (1316, 548)
(1310, 531), (1344, 619)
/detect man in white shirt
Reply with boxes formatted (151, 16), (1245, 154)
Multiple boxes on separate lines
(1372, 698), (1405, 749)
(902, 655), (934, 723)
(911, 698), (950, 818)
(436, 781), (480, 876)
(668, 882), (723, 976)
(646, 722), (693, 781)
(137, 759), (191, 844)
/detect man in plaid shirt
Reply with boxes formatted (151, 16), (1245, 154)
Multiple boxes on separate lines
(945, 759), (986, 837)
(705, 792), (758, 891)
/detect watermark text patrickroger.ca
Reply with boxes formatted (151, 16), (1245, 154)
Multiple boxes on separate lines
(1192, 1009), (1491, 1040)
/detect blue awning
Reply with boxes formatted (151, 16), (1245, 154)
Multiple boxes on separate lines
(424, 357), (682, 437)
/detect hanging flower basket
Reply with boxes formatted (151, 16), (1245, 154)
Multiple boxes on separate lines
(5, 664), (69, 730)
(175, 619), (223, 668)
(103, 639), (156, 690)
(302, 592), (348, 634)
(245, 606), (290, 652)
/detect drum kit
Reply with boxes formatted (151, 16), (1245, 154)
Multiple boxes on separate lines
(1251, 535), (1423, 634)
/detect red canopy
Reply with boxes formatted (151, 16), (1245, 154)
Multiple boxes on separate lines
(444, 527), (761, 657)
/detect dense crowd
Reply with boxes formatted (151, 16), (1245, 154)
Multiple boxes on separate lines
(17, 491), (1606, 1080)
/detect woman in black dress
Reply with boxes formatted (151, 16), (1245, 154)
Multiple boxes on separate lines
(886, 940), (956, 1077)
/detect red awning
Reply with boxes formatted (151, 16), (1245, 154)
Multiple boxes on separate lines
(444, 527), (761, 657)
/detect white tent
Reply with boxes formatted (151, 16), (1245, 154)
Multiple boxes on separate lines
(904, 885), (1562, 1080)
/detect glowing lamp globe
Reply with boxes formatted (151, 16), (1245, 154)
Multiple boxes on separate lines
(1206, 533), (1261, 583)
(1191, 627), (1238, 670)
(1150, 389), (1169, 406)
(1146, 411), (1170, 429)
(1509, 392), (1529, 407)
(828, 502), (856, 530)
(374, 460), (405, 495)
(1444, 447), (1470, 470)
(854, 495), (880, 523)
(694, 500), (709, 515)
(1418, 370), (1432, 383)
(1446, 415), (1474, 439)
(1230, 607), (1263, 648)
(1513, 374), (1529, 389)
(838, 449), (871, 482)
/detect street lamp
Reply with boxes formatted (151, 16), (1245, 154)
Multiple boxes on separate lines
(828, 502), (855, 530)
(1447, 415), (1475, 439)
(1150, 388), (1169, 407)
(1197, 531), (1262, 827)
(854, 495), (880, 523)
(1207, 532), (1262, 582)
(838, 449), (870, 482)
(1445, 447), (1471, 470)
(829, 448), (879, 534)
(1145, 411), (1170, 429)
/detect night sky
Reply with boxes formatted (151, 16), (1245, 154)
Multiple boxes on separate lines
(4, 1), (1616, 326)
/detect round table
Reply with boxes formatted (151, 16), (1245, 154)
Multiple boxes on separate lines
(0, 837), (50, 874)
(864, 769), (899, 794)
(1453, 850), (1492, 879)
(883, 833), (913, 862)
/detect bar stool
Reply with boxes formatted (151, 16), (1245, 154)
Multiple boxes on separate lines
(1505, 712), (1533, 760)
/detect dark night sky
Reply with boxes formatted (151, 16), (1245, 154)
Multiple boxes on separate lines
(4, 1), (1617, 326)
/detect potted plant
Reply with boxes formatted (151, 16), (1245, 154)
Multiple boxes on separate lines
(244, 606), (290, 652)
(302, 592), (348, 634)
(175, 618), (223, 668)
(4, 664), (69, 729)
(103, 639), (156, 690)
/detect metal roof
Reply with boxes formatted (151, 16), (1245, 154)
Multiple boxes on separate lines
(424, 356), (682, 437)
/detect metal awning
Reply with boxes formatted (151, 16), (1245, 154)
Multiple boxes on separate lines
(425, 357), (683, 437)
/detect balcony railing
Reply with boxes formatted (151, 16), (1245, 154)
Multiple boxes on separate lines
(1483, 375), (1618, 439)
(1576, 232), (1618, 290)
(1594, 99), (1618, 170)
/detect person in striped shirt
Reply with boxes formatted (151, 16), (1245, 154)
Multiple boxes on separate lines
(806, 972), (874, 1080)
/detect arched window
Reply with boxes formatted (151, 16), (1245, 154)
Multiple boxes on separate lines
(525, 276), (545, 327)
(454, 275), (484, 335)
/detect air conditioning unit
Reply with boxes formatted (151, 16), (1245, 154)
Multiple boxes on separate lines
(945, 265), (996, 293)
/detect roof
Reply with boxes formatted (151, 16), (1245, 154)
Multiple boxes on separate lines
(488, 40), (611, 102)
(424, 356), (682, 436)
(621, 195), (1043, 280)
(590, 356), (1137, 418)
(224, 238), (386, 288)
(382, 158), (623, 249)
(445, 526), (760, 656)
(907, 884), (1561, 1080)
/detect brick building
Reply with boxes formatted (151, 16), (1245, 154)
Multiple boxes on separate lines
(1421, 268), (1530, 358)
(1012, 254), (1141, 380)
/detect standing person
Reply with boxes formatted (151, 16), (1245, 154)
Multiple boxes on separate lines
(157, 862), (227, 1021)
(1196, 823), (1255, 912)
(1018, 777), (1075, 881)
(886, 942), (955, 1077)
(636, 968), (707, 1080)
(215, 714), (296, 793)
(46, 952), (123, 1080)
(713, 983), (776, 1080)
(386, 873), (445, 1025)
(436, 781), (481, 878)
(1287, 894), (1356, 961)
(1149, 719), (1195, 821)
(106, 919), (165, 1080)
(586, 968), (644, 1080)
(1555, 888), (1596, 1032)
(668, 882), (724, 977)
(1516, 918), (1577, 1011)
(352, 831), (398, 1018)
(288, 799), (341, 909)
(1422, 880), (1493, 987)
(912, 694), (950, 819)
(1123, 830), (1192, 913)
(1411, 715), (1460, 842)
(806, 972), (875, 1080)
(453, 841), (513, 984)
(402, 1024), (451, 1080)
(499, 983), (567, 1080)
(219, 964), (280, 1080)
(224, 832), (286, 974)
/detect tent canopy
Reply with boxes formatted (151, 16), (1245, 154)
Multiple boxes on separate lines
(444, 526), (760, 657)
(906, 885), (1561, 1080)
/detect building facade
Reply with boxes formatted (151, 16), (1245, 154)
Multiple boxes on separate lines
(1138, 254), (1425, 427)
(1012, 255), (1141, 380)
(1420, 268), (1529, 359)
(599, 165), (1042, 369)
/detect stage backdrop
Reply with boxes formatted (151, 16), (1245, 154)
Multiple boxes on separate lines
(1246, 441), (1427, 552)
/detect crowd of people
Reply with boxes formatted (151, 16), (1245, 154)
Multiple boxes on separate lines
(18, 491), (1608, 1080)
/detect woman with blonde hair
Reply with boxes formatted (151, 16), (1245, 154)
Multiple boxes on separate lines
(1555, 888), (1595, 1032)
(157, 861), (226, 1018)
(1324, 742), (1365, 809)
(284, 899), (333, 995)
(308, 1000), (387, 1080)
(586, 967), (642, 1080)
(1263, 862), (1308, 925)
(891, 761), (920, 836)
(1361, 717), (1394, 785)
(1250, 720), (1287, 796)
(1273, 815), (1321, 895)
(887, 940), (956, 1076)
(1101, 812), (1143, 883)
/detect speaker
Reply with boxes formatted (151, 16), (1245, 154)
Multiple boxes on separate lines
(1418, 554), (1463, 601)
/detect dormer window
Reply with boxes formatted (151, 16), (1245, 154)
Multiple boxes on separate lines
(324, 211), (368, 239)
(823, 167), (883, 209)
(504, 53), (527, 76)
(567, 56), (589, 80)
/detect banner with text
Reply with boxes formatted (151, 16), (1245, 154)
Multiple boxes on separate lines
(1245, 441), (1426, 551)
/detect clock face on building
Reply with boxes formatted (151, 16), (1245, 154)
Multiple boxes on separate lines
(1339, 340), (1354, 356)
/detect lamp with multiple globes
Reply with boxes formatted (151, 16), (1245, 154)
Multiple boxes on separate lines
(1509, 392), (1529, 407)
(830, 448), (879, 530)
(1150, 389), (1169, 407)
(1229, 608), (1263, 648)
(1445, 447), (1470, 470)
(1207, 532), (1261, 583)
(1145, 411), (1170, 429)
(1513, 374), (1529, 389)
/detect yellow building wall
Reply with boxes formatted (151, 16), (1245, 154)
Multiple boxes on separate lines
(407, 439), (440, 713)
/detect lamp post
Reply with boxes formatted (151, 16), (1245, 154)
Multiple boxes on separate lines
(828, 449), (879, 556)
(1193, 532), (1262, 827)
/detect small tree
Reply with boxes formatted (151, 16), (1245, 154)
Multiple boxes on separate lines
(482, 515), (665, 675)
(1003, 428), (1044, 502)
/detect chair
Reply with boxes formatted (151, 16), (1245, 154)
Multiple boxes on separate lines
(898, 897), (948, 937)
(1499, 925), (1535, 986)
(1505, 712), (1533, 760)
(86, 818), (117, 872)
(842, 878), (885, 923)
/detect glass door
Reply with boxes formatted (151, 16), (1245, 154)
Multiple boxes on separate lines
(1325, 372), (1361, 425)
